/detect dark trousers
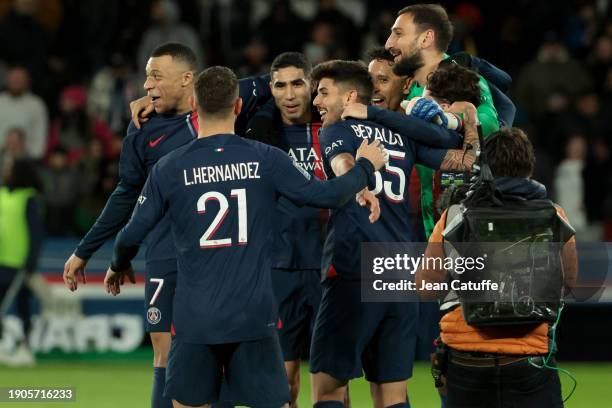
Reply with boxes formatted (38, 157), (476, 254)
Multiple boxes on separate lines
(446, 352), (564, 408)
(0, 266), (32, 340)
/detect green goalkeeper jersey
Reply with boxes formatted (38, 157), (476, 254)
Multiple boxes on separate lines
(408, 71), (499, 238)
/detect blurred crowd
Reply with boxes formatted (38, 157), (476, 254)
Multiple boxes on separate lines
(0, 0), (611, 240)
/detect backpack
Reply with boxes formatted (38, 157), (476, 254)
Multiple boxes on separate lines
(441, 149), (574, 326)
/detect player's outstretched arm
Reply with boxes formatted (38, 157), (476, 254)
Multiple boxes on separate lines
(64, 181), (142, 291)
(333, 146), (383, 223)
(269, 140), (386, 210)
(342, 103), (462, 149)
(109, 165), (167, 283)
(439, 102), (480, 172)
(67, 128), (147, 291)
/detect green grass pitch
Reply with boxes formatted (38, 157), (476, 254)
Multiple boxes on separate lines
(0, 358), (610, 407)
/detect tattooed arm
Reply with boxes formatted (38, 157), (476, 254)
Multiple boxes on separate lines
(439, 102), (480, 172)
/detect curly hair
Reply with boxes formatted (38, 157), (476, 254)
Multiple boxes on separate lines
(485, 128), (535, 178)
(426, 63), (481, 106)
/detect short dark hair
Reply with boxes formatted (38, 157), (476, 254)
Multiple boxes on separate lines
(151, 42), (198, 70)
(271, 52), (311, 76)
(398, 4), (454, 52)
(5, 158), (41, 191)
(485, 128), (535, 178)
(426, 63), (481, 106)
(367, 47), (395, 63)
(194, 66), (239, 117)
(310, 60), (373, 104)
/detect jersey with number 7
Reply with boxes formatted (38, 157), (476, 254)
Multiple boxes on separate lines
(111, 133), (376, 344)
(319, 119), (448, 280)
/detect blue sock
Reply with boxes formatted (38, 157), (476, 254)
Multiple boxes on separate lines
(313, 402), (344, 408)
(385, 403), (411, 408)
(440, 394), (447, 408)
(152, 367), (172, 408)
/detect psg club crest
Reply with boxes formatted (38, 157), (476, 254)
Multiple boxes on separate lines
(147, 307), (162, 325)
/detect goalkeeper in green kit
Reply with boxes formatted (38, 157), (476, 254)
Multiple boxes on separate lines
(385, 3), (503, 237)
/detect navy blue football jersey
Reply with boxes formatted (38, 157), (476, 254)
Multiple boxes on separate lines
(272, 122), (328, 269)
(74, 76), (271, 263)
(319, 119), (448, 280)
(112, 134), (376, 344)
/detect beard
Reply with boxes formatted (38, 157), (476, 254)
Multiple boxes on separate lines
(392, 50), (425, 77)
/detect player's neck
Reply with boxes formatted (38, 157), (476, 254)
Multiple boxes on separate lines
(176, 97), (193, 116)
(197, 116), (236, 139)
(415, 51), (445, 86)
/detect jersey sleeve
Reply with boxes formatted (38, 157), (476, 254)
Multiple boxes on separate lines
(74, 123), (146, 260)
(476, 77), (501, 137)
(244, 97), (278, 144)
(319, 123), (360, 163)
(366, 105), (462, 148)
(111, 163), (167, 270)
(265, 146), (374, 209)
(414, 142), (447, 170)
(237, 74), (272, 134)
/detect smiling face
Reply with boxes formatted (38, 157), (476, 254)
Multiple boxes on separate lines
(143, 55), (192, 114)
(270, 66), (312, 125)
(312, 78), (350, 128)
(385, 13), (423, 63)
(368, 58), (408, 111)
(385, 13), (428, 77)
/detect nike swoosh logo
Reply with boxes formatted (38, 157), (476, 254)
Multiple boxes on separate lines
(148, 135), (166, 148)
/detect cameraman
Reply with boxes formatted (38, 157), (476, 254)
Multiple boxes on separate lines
(416, 127), (577, 408)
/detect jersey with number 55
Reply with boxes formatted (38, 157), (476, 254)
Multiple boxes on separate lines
(319, 119), (448, 280)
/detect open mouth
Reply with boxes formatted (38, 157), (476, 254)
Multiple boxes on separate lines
(318, 108), (328, 120)
(390, 49), (402, 62)
(371, 96), (385, 106)
(285, 104), (299, 114)
(151, 96), (161, 104)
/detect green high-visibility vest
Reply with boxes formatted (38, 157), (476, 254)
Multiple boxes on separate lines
(0, 187), (37, 268)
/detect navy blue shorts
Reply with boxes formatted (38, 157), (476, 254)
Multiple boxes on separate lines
(271, 269), (322, 361)
(145, 261), (177, 333)
(310, 277), (418, 382)
(165, 335), (290, 407)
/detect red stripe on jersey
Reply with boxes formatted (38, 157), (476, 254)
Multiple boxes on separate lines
(311, 122), (330, 230)
(408, 167), (422, 217)
(191, 110), (199, 132)
(170, 323), (176, 336)
(310, 123), (326, 181)
(327, 264), (338, 278)
(277, 318), (283, 329)
(432, 170), (441, 222)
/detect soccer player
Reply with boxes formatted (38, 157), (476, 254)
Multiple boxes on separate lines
(309, 60), (479, 408)
(368, 47), (412, 113)
(251, 52), (330, 407)
(385, 3), (501, 238)
(62, 42), (269, 408)
(103, 65), (388, 408)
